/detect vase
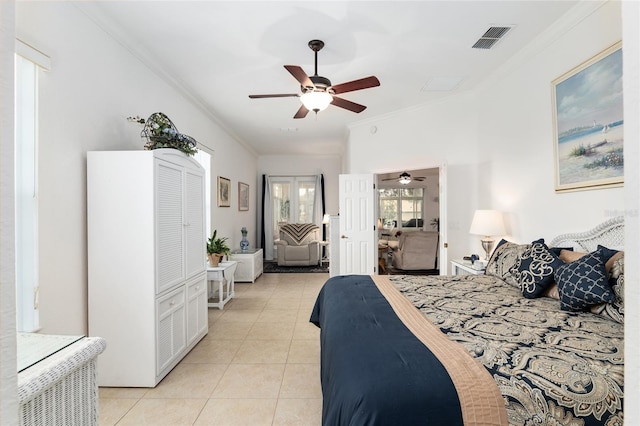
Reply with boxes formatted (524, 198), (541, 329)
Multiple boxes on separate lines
(240, 227), (249, 251)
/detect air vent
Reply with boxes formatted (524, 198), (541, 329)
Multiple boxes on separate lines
(472, 26), (512, 49)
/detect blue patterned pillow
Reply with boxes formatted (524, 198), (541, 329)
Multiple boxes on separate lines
(511, 240), (564, 299)
(555, 249), (615, 311)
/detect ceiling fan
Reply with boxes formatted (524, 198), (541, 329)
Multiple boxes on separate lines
(248, 39), (380, 119)
(383, 172), (426, 185)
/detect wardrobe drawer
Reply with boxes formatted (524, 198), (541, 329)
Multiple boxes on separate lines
(157, 286), (185, 317)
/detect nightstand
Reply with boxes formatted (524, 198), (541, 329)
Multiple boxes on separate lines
(450, 259), (486, 275)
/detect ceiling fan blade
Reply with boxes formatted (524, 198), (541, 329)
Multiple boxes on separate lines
(284, 65), (314, 88)
(249, 94), (300, 99)
(331, 76), (380, 94)
(293, 104), (309, 119)
(331, 96), (367, 113)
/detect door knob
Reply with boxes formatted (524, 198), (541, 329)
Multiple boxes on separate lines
(341, 235), (348, 239)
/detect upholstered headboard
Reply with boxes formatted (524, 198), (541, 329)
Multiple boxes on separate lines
(550, 216), (624, 252)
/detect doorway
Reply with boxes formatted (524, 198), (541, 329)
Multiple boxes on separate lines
(376, 168), (442, 274)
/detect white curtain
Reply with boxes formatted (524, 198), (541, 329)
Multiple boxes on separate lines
(263, 176), (274, 260)
(312, 174), (323, 230)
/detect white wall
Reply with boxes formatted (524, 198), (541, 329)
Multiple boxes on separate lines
(476, 0), (623, 241)
(347, 92), (481, 265)
(16, 2), (258, 334)
(347, 1), (624, 267)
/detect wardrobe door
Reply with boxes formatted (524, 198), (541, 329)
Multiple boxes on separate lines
(184, 168), (206, 279)
(156, 159), (185, 294)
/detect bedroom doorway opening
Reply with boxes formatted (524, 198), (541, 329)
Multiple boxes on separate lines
(376, 167), (444, 274)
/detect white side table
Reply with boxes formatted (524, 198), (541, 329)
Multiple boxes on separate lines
(229, 249), (263, 282)
(450, 259), (485, 275)
(207, 261), (237, 309)
(318, 241), (329, 265)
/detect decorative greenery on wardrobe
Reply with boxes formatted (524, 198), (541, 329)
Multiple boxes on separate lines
(127, 112), (198, 156)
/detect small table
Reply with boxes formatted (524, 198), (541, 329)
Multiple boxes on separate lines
(207, 261), (237, 309)
(229, 249), (263, 282)
(319, 241), (330, 265)
(450, 259), (485, 275)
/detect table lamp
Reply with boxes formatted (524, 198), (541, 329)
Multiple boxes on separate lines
(469, 210), (506, 260)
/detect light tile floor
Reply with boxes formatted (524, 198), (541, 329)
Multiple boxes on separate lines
(99, 272), (327, 426)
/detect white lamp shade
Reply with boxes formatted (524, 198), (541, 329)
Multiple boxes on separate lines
(469, 210), (506, 236)
(322, 214), (331, 224)
(300, 91), (333, 111)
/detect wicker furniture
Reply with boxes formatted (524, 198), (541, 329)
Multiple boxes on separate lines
(18, 334), (106, 426)
(229, 249), (264, 282)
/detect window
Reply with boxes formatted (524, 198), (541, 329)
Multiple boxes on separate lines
(379, 188), (424, 230)
(193, 150), (212, 238)
(271, 177), (316, 227)
(271, 176), (316, 242)
(15, 41), (50, 332)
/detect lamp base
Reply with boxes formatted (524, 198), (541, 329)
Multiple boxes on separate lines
(480, 238), (495, 261)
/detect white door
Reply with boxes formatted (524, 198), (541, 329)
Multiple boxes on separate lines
(339, 174), (376, 275)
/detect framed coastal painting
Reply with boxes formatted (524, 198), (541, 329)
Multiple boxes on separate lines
(552, 41), (623, 192)
(217, 176), (230, 207)
(238, 182), (249, 211)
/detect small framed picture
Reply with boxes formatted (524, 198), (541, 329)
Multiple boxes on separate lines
(217, 176), (231, 207)
(238, 182), (249, 211)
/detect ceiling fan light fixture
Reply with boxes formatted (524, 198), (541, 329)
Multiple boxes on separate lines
(300, 91), (333, 112)
(399, 173), (412, 185)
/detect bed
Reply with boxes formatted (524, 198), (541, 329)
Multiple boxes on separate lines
(310, 217), (624, 425)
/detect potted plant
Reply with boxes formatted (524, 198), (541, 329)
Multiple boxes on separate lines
(207, 230), (230, 267)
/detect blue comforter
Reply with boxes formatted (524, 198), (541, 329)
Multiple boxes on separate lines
(310, 275), (464, 425)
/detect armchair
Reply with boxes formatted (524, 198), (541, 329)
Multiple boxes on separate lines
(391, 231), (439, 270)
(276, 223), (321, 266)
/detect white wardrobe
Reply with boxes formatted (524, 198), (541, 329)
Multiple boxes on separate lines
(88, 149), (208, 387)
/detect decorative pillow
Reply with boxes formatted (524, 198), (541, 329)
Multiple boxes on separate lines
(511, 240), (564, 299)
(590, 253), (624, 324)
(485, 239), (531, 288)
(555, 249), (615, 311)
(598, 245), (623, 274)
(559, 246), (621, 275)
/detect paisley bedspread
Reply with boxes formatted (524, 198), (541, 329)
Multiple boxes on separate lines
(390, 273), (624, 426)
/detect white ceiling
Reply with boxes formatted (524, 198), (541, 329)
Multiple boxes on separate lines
(77, 1), (579, 156)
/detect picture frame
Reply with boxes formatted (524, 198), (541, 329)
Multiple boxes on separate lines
(551, 41), (623, 192)
(238, 182), (249, 211)
(217, 176), (231, 207)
